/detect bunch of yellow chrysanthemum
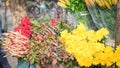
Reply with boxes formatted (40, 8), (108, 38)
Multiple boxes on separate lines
(85, 0), (118, 9)
(60, 24), (120, 67)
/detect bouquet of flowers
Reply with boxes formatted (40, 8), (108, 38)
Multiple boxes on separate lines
(2, 31), (29, 58)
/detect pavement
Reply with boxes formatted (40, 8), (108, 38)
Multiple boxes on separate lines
(0, 5), (17, 68)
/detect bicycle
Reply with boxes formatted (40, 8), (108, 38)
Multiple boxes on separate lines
(27, 0), (56, 18)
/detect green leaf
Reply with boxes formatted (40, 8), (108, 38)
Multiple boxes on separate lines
(66, 61), (73, 68)
(30, 59), (35, 64)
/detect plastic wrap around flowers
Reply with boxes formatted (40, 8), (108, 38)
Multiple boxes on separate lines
(2, 32), (29, 57)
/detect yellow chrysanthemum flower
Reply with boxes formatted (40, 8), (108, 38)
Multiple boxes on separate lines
(95, 28), (109, 41)
(75, 55), (93, 67)
(103, 46), (114, 66)
(76, 24), (87, 33)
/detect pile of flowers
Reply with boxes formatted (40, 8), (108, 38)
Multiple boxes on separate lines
(60, 24), (120, 67)
(1, 16), (76, 67)
(28, 18), (76, 65)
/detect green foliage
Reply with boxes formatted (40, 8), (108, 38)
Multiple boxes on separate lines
(87, 6), (116, 38)
(67, 0), (87, 12)
(30, 14), (51, 26)
(58, 20), (74, 35)
(27, 18), (76, 65)
(30, 18), (41, 26)
(57, 58), (79, 68)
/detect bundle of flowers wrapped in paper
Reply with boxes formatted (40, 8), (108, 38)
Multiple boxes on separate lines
(2, 16), (31, 58)
(2, 31), (29, 57)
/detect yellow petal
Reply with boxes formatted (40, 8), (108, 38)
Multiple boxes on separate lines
(57, 2), (67, 8)
(59, 0), (66, 5)
(65, 0), (70, 5)
(6, 0), (9, 6)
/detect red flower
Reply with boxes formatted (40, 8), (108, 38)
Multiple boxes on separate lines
(21, 16), (31, 25)
(50, 18), (58, 25)
(14, 16), (32, 38)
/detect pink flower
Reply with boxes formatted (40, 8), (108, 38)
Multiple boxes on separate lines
(20, 48), (25, 51)
(32, 34), (44, 41)
(52, 58), (57, 65)
(32, 34), (38, 40)
(37, 36), (44, 41)
(51, 44), (56, 49)
(51, 18), (58, 25)
(40, 24), (45, 29)
(47, 52), (50, 57)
